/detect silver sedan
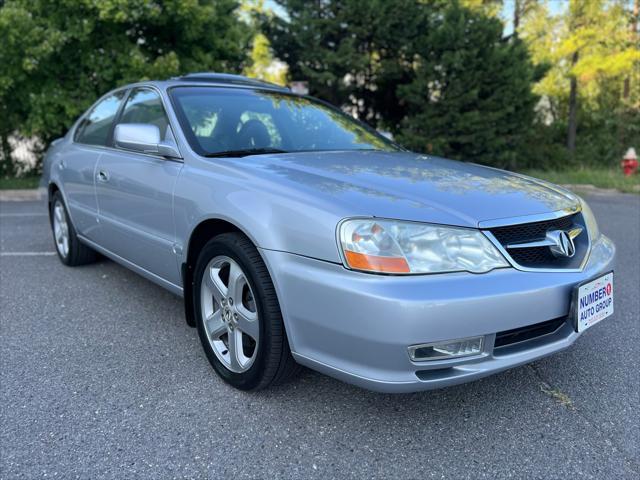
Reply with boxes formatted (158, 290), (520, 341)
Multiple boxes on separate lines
(41, 73), (615, 392)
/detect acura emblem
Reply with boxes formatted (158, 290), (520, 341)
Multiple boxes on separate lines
(505, 226), (583, 259)
(546, 230), (576, 258)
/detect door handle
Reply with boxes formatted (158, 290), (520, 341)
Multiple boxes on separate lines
(58, 160), (65, 170)
(97, 170), (110, 182)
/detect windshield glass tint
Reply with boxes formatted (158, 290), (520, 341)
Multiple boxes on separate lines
(169, 87), (398, 155)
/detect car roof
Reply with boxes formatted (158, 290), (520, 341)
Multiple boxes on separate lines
(134, 72), (292, 94)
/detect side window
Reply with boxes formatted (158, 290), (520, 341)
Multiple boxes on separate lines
(75, 91), (126, 146)
(118, 88), (171, 141)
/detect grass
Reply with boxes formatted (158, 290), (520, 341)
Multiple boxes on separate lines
(0, 176), (40, 190)
(521, 167), (640, 194)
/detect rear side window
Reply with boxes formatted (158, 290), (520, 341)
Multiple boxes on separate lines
(75, 91), (126, 146)
(118, 88), (171, 141)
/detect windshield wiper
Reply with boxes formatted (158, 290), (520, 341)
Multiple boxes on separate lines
(203, 148), (289, 158)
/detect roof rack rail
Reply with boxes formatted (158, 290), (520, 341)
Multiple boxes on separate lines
(174, 72), (289, 91)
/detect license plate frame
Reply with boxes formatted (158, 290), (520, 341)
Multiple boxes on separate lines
(571, 270), (614, 333)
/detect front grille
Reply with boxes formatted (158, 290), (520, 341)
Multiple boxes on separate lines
(494, 317), (566, 349)
(490, 214), (575, 246)
(488, 213), (588, 269)
(509, 246), (555, 265)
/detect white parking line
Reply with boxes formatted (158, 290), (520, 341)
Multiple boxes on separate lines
(0, 213), (47, 217)
(0, 252), (56, 256)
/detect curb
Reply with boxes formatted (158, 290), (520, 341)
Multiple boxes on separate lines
(560, 184), (640, 195)
(0, 189), (42, 202)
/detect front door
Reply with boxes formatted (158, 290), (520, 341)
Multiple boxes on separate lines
(94, 87), (183, 285)
(61, 91), (126, 237)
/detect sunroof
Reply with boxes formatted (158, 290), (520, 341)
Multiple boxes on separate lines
(175, 73), (289, 91)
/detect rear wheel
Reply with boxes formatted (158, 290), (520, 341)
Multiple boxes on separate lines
(194, 232), (300, 390)
(50, 191), (98, 266)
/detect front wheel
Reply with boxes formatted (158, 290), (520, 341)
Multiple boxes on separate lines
(193, 232), (300, 390)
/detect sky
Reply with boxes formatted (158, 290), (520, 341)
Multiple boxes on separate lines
(501, 0), (567, 35)
(264, 0), (287, 18)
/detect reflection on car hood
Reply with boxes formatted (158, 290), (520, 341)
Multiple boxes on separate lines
(238, 151), (579, 227)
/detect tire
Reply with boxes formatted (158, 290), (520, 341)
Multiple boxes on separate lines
(193, 232), (300, 391)
(50, 191), (98, 266)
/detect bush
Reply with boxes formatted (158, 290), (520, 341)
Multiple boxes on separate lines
(0, 0), (251, 174)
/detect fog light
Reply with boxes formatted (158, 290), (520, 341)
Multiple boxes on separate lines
(408, 336), (484, 361)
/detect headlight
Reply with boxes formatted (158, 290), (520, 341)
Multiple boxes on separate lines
(579, 198), (600, 241)
(338, 218), (509, 275)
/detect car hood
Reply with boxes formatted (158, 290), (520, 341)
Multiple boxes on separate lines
(237, 151), (579, 228)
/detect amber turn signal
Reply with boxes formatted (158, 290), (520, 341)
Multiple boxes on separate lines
(344, 250), (410, 273)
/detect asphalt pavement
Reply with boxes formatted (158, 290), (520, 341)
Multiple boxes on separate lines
(1, 193), (639, 479)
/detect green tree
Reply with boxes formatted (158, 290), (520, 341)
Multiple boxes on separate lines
(522, 0), (640, 159)
(265, 0), (429, 128)
(397, 3), (538, 168)
(0, 0), (250, 175)
(244, 32), (288, 85)
(266, 1), (537, 167)
(460, 0), (502, 18)
(242, 0), (288, 85)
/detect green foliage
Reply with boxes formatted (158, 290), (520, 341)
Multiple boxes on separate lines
(244, 32), (288, 85)
(524, 0), (639, 105)
(0, 0), (250, 173)
(521, 0), (639, 162)
(0, 175), (40, 190)
(265, 0), (432, 127)
(1, 0), (636, 181)
(396, 3), (538, 169)
(522, 167), (640, 194)
(241, 0), (288, 85)
(266, 0), (637, 173)
(267, 0), (538, 168)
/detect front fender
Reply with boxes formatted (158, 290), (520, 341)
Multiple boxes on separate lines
(173, 160), (344, 266)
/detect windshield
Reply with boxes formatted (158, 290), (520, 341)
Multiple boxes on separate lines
(168, 86), (399, 156)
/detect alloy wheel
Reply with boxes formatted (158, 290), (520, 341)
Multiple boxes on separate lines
(53, 200), (69, 258)
(200, 255), (260, 373)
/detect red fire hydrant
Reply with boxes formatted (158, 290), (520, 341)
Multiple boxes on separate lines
(621, 147), (638, 176)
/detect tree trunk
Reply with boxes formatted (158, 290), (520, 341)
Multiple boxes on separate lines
(567, 51), (579, 155)
(0, 133), (14, 177)
(513, 0), (521, 34)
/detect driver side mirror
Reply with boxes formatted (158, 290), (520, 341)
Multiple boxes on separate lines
(114, 123), (181, 159)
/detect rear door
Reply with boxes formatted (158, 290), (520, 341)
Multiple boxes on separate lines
(60, 91), (126, 237)
(94, 87), (183, 285)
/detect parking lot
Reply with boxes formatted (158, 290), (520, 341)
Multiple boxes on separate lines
(1, 193), (638, 479)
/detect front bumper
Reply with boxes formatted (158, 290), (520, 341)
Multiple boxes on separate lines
(260, 234), (615, 393)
